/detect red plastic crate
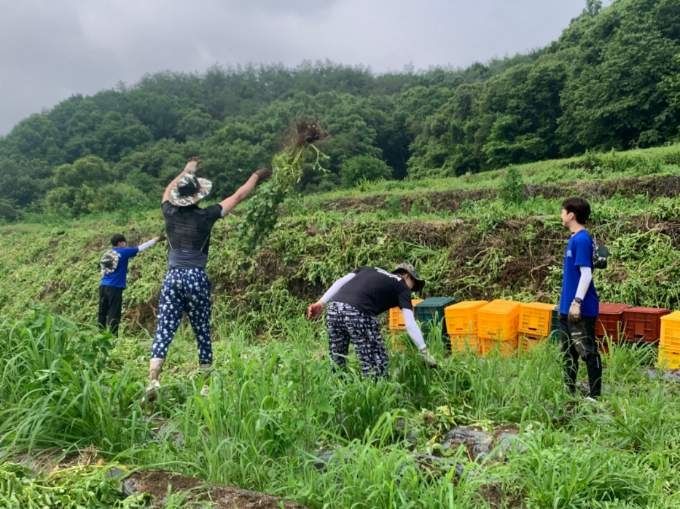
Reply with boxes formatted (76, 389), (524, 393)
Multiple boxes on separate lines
(622, 307), (671, 344)
(595, 303), (631, 342)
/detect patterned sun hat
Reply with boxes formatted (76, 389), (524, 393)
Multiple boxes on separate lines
(169, 174), (213, 207)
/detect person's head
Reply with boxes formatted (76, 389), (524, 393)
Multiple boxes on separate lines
(169, 173), (213, 207)
(392, 262), (425, 293)
(111, 233), (127, 247)
(561, 197), (591, 228)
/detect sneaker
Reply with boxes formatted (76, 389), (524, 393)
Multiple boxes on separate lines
(144, 380), (161, 403)
(584, 396), (599, 404)
(200, 384), (210, 397)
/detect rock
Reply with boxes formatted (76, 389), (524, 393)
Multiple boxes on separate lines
(441, 426), (494, 460)
(122, 470), (306, 508)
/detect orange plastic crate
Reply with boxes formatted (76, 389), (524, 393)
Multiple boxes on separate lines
(387, 299), (423, 331)
(481, 337), (518, 357)
(477, 300), (520, 341)
(660, 311), (680, 352)
(658, 348), (680, 370)
(444, 300), (488, 336)
(622, 307), (670, 343)
(450, 334), (481, 354)
(519, 334), (546, 352)
(519, 302), (556, 336)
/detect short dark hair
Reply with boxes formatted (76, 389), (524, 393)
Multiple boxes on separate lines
(561, 197), (591, 225)
(110, 233), (126, 246)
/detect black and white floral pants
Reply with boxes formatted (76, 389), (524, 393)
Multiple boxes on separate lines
(325, 301), (388, 377)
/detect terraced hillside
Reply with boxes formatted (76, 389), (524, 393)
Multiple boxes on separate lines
(0, 144), (679, 508)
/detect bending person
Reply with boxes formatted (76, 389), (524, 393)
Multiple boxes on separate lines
(307, 263), (438, 377)
(146, 158), (270, 399)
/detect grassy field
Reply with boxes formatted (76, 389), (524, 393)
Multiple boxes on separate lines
(1, 144), (680, 507)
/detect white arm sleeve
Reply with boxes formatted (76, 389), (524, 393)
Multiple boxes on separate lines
(320, 272), (356, 304)
(575, 266), (593, 300)
(402, 309), (427, 351)
(137, 238), (158, 253)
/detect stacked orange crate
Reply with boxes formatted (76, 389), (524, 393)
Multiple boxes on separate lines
(658, 311), (680, 370)
(518, 302), (555, 352)
(388, 299), (423, 331)
(444, 301), (488, 354)
(477, 300), (520, 357)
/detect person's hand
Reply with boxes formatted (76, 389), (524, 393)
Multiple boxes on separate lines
(419, 347), (438, 368)
(185, 157), (201, 174)
(306, 301), (324, 320)
(568, 300), (582, 322)
(158, 233), (166, 242)
(254, 167), (272, 181)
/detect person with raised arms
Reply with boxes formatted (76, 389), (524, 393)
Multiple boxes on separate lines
(145, 158), (270, 400)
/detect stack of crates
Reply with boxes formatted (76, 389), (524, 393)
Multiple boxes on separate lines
(444, 300), (488, 354)
(477, 300), (520, 357)
(518, 302), (555, 352)
(623, 306), (670, 344)
(658, 311), (680, 370)
(415, 297), (457, 351)
(387, 299), (423, 331)
(596, 303), (631, 344)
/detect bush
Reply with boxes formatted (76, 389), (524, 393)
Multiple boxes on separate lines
(339, 155), (392, 188)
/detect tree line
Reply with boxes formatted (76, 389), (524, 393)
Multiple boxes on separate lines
(0, 0), (678, 220)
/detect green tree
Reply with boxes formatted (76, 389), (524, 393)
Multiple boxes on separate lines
(339, 155), (392, 187)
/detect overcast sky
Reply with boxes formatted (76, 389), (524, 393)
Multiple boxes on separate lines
(0, 0), (611, 135)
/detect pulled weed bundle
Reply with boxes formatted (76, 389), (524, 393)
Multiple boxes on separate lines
(236, 120), (327, 251)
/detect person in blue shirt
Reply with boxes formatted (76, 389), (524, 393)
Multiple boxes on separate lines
(558, 197), (602, 399)
(98, 233), (161, 335)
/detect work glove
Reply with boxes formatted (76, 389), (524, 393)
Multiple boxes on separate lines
(419, 347), (438, 368)
(568, 300), (582, 323)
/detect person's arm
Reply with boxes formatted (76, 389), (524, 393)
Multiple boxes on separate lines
(162, 158), (199, 203)
(306, 272), (356, 319)
(403, 309), (438, 367)
(219, 168), (272, 217)
(137, 237), (160, 253)
(569, 266), (593, 321)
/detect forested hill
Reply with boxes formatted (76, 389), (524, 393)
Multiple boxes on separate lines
(1, 0), (679, 221)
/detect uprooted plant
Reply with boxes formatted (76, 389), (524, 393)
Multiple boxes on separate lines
(236, 119), (328, 252)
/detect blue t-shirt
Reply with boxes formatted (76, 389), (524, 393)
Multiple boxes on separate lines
(559, 229), (598, 317)
(100, 247), (139, 289)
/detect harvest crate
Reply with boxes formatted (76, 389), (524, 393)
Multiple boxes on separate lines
(658, 348), (680, 370)
(444, 300), (488, 337)
(450, 334), (481, 354)
(481, 337), (518, 357)
(622, 307), (670, 344)
(415, 297), (457, 351)
(415, 297), (457, 327)
(550, 306), (560, 340)
(659, 311), (680, 352)
(519, 334), (546, 353)
(519, 302), (557, 337)
(477, 300), (520, 341)
(595, 303), (631, 342)
(387, 299), (423, 331)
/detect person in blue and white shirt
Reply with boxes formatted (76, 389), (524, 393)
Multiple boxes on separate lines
(98, 233), (160, 335)
(558, 197), (602, 399)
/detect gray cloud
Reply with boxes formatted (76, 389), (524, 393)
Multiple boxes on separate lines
(0, 0), (609, 135)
